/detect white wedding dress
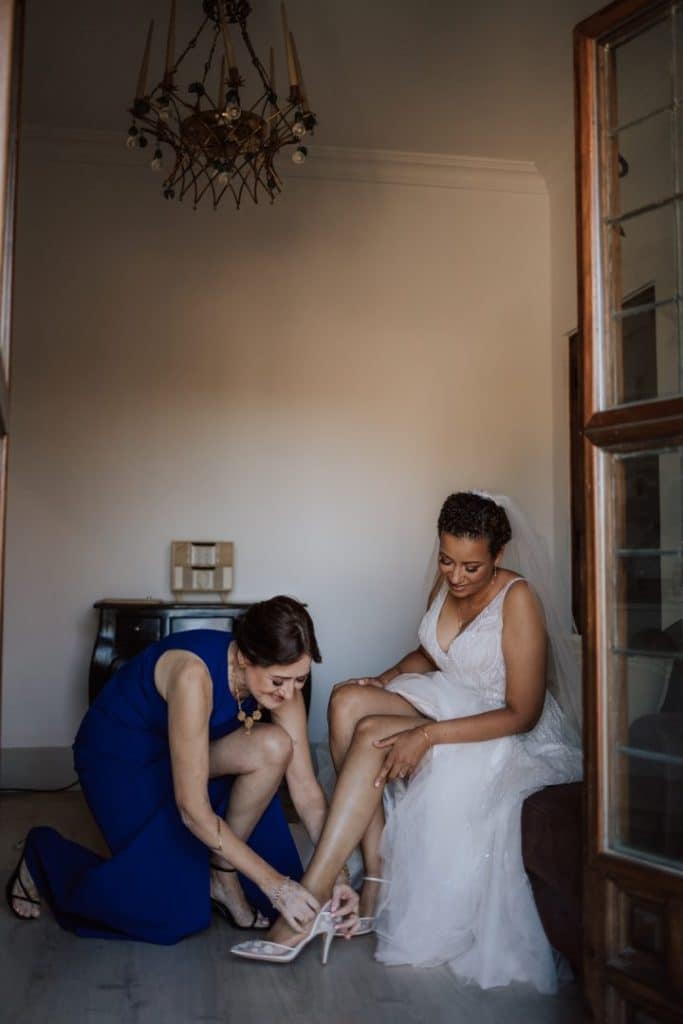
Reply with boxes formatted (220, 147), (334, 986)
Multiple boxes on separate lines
(376, 577), (582, 992)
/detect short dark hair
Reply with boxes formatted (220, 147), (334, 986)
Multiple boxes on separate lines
(437, 492), (511, 557)
(232, 595), (322, 667)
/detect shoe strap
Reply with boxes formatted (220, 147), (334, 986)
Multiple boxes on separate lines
(12, 861), (40, 906)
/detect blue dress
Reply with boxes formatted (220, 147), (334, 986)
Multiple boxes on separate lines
(24, 630), (303, 944)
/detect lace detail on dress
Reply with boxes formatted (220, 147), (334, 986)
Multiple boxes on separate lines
(418, 578), (526, 709)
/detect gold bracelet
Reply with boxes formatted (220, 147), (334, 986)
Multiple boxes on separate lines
(215, 814), (223, 853)
(420, 727), (432, 749)
(271, 876), (290, 909)
(337, 864), (351, 886)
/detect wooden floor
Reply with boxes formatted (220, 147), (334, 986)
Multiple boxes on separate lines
(1, 792), (586, 1024)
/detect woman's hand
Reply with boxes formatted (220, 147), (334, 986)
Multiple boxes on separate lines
(269, 877), (320, 932)
(332, 677), (385, 691)
(372, 727), (431, 787)
(330, 883), (360, 938)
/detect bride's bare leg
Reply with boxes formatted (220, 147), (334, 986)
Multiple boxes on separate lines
(268, 708), (426, 945)
(328, 685), (420, 915)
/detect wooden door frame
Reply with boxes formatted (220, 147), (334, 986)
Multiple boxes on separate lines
(0, 0), (23, 740)
(575, 1), (683, 1020)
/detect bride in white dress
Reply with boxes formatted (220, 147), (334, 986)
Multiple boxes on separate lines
(376, 571), (581, 989)
(233, 492), (581, 991)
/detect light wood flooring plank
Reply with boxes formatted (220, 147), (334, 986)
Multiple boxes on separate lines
(1, 793), (585, 1024)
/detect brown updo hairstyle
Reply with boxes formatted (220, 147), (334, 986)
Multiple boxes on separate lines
(437, 492), (512, 557)
(232, 595), (322, 667)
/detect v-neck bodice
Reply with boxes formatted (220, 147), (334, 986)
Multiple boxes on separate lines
(417, 577), (525, 707)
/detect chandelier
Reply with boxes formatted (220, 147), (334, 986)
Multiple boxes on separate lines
(127, 0), (317, 210)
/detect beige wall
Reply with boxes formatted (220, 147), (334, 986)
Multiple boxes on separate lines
(1, 137), (554, 747)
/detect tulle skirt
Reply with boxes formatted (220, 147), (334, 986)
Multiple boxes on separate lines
(376, 671), (582, 992)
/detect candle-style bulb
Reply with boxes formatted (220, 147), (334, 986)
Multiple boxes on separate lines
(280, 3), (298, 94)
(291, 145), (307, 164)
(164, 0), (176, 83)
(220, 16), (239, 78)
(226, 88), (241, 121)
(158, 98), (170, 122)
(289, 31), (309, 112)
(217, 56), (226, 112)
(136, 19), (155, 100)
(269, 46), (276, 97)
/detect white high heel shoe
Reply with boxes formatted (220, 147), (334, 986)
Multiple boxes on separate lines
(230, 901), (336, 964)
(354, 876), (388, 937)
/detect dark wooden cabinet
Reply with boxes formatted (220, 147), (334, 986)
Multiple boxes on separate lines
(89, 599), (312, 713)
(89, 600), (252, 702)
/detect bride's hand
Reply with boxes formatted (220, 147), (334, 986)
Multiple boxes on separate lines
(330, 883), (360, 938)
(332, 677), (385, 691)
(372, 727), (431, 787)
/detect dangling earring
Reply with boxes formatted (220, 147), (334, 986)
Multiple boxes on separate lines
(493, 565), (498, 580)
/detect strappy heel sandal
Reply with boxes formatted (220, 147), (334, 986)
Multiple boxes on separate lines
(5, 856), (40, 920)
(354, 875), (388, 936)
(210, 864), (269, 931)
(231, 901), (336, 964)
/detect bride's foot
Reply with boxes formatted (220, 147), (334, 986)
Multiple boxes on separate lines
(6, 857), (41, 919)
(264, 915), (305, 947)
(210, 865), (269, 929)
(358, 876), (384, 919)
(265, 901), (345, 947)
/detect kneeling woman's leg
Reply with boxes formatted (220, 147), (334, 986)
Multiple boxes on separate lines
(20, 724), (297, 942)
(210, 722), (293, 847)
(208, 723), (297, 925)
(23, 751), (213, 943)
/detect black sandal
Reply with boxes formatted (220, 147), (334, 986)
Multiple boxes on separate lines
(5, 856), (40, 920)
(210, 864), (269, 931)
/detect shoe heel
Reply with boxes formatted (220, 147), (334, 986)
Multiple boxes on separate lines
(320, 923), (335, 965)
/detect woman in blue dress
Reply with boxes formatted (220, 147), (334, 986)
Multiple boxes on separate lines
(6, 596), (357, 943)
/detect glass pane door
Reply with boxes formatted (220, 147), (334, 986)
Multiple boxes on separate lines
(604, 443), (683, 870)
(598, 3), (683, 407)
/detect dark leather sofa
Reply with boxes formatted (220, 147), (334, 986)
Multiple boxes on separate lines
(522, 781), (583, 972)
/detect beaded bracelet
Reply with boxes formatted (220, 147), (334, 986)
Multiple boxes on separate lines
(420, 727), (433, 749)
(336, 864), (351, 886)
(271, 876), (290, 909)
